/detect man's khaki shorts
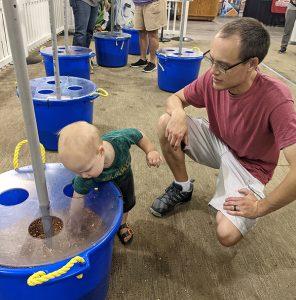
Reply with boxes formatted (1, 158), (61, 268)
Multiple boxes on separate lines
(184, 117), (265, 236)
(134, 0), (167, 31)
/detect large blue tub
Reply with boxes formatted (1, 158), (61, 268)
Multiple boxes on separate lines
(29, 76), (99, 151)
(40, 46), (95, 80)
(93, 32), (131, 67)
(156, 47), (203, 93)
(122, 27), (149, 55)
(0, 163), (123, 300)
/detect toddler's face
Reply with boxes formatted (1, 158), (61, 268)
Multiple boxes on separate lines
(76, 152), (105, 179)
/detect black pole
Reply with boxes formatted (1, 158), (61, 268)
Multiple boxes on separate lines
(159, 27), (171, 43)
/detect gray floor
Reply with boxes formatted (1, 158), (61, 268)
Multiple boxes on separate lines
(0, 17), (296, 300)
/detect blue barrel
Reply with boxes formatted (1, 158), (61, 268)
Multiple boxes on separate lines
(93, 32), (131, 67)
(29, 76), (99, 151)
(156, 47), (204, 93)
(40, 46), (95, 80)
(0, 163), (123, 300)
(122, 27), (149, 55)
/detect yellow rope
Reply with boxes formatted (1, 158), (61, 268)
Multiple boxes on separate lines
(192, 46), (201, 53)
(27, 256), (85, 286)
(13, 139), (46, 169)
(97, 88), (109, 97)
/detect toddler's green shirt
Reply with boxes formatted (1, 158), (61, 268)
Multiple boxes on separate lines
(73, 128), (143, 194)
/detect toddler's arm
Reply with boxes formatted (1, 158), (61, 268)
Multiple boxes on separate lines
(137, 133), (163, 167)
(73, 191), (85, 199)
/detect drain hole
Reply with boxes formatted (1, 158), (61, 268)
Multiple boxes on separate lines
(47, 80), (61, 84)
(68, 86), (83, 91)
(38, 89), (54, 94)
(29, 216), (63, 239)
(0, 188), (29, 206)
(63, 184), (74, 197)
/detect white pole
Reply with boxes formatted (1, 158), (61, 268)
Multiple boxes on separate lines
(17, 0), (28, 58)
(183, 0), (190, 38)
(64, 0), (69, 52)
(2, 0), (52, 236)
(178, 0), (187, 54)
(167, 1), (171, 31)
(173, 1), (177, 33)
(291, 21), (296, 44)
(48, 0), (62, 99)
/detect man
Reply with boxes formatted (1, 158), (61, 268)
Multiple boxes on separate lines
(150, 18), (296, 247)
(279, 0), (296, 54)
(70, 0), (100, 48)
(130, 0), (166, 72)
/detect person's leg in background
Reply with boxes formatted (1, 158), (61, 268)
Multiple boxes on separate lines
(130, 5), (149, 67)
(86, 4), (100, 48)
(279, 8), (296, 53)
(142, 0), (167, 72)
(71, 0), (91, 47)
(143, 29), (158, 72)
(139, 30), (149, 61)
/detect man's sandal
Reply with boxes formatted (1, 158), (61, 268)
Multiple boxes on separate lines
(117, 223), (133, 245)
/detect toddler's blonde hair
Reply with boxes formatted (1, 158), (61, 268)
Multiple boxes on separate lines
(58, 121), (102, 170)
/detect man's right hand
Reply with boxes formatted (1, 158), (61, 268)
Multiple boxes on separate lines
(165, 109), (188, 151)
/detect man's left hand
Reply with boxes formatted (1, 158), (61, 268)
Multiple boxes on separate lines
(223, 188), (260, 219)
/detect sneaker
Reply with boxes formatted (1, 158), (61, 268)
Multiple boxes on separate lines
(143, 62), (156, 73)
(150, 181), (194, 217)
(130, 59), (148, 68)
(278, 47), (286, 54)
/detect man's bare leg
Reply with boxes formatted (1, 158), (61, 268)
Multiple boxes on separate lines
(216, 211), (243, 247)
(157, 113), (189, 182)
(139, 30), (148, 61)
(147, 29), (159, 65)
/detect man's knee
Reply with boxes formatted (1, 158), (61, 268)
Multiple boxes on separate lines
(139, 30), (147, 36)
(147, 30), (158, 38)
(216, 226), (241, 247)
(216, 214), (243, 247)
(157, 114), (170, 138)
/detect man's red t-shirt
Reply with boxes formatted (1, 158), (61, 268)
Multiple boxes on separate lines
(184, 69), (296, 184)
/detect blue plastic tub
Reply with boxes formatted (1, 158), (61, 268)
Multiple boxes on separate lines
(0, 163), (123, 300)
(40, 46), (95, 80)
(156, 47), (204, 93)
(122, 27), (149, 55)
(29, 76), (99, 151)
(93, 32), (131, 67)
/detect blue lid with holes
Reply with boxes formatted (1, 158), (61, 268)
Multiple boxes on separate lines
(122, 26), (138, 32)
(156, 47), (203, 60)
(93, 31), (131, 40)
(29, 76), (97, 102)
(40, 46), (93, 58)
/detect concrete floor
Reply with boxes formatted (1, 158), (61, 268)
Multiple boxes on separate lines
(0, 17), (296, 299)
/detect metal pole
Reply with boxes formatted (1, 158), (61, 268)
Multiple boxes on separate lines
(64, 0), (69, 52)
(2, 0), (52, 237)
(178, 0), (187, 54)
(111, 0), (115, 34)
(48, 0), (62, 99)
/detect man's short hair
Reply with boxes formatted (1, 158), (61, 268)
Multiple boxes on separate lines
(219, 17), (270, 63)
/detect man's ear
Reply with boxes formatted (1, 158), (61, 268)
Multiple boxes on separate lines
(249, 57), (259, 70)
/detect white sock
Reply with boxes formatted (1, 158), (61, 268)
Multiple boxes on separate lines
(174, 180), (192, 192)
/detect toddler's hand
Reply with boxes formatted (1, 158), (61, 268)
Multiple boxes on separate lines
(146, 150), (163, 167)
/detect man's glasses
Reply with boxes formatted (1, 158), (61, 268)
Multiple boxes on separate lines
(203, 50), (251, 74)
